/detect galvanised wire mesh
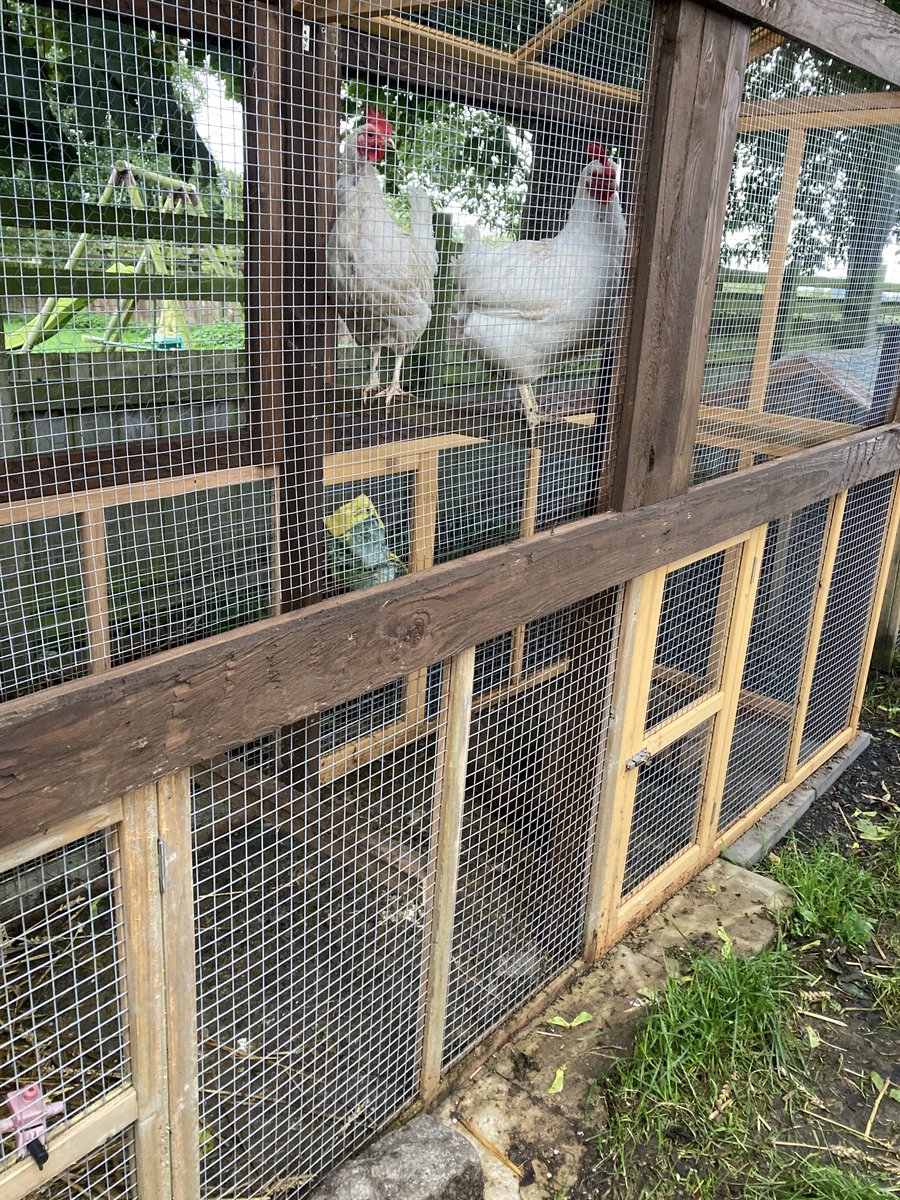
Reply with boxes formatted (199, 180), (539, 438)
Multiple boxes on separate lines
(442, 592), (619, 1067)
(693, 39), (900, 485)
(621, 719), (713, 899)
(800, 472), (896, 760)
(191, 714), (440, 1197)
(0, 5), (260, 698)
(645, 547), (739, 731)
(0, 830), (129, 1173)
(29, 1127), (138, 1200)
(718, 497), (831, 832)
(0, 0), (653, 728)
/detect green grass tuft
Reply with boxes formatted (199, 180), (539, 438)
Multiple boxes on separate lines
(746, 1161), (897, 1199)
(599, 939), (801, 1160)
(767, 838), (886, 948)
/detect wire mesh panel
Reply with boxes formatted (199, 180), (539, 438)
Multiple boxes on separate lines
(442, 594), (618, 1066)
(645, 548), (739, 730)
(800, 472), (896, 759)
(28, 1127), (138, 1200)
(621, 719), (713, 899)
(191, 715), (441, 1197)
(0, 830), (129, 1171)
(0, 4), (256, 693)
(718, 498), (831, 832)
(693, 40), (900, 484)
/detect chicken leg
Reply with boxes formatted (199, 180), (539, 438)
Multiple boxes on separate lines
(518, 381), (541, 434)
(361, 348), (407, 412)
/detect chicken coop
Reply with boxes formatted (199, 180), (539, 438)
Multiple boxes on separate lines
(1, 0), (899, 1194)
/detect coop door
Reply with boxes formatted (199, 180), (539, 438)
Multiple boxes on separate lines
(594, 527), (767, 945)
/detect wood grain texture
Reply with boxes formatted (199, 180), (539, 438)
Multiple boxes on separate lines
(706, 0), (900, 87)
(612, 1), (751, 510)
(0, 425), (898, 844)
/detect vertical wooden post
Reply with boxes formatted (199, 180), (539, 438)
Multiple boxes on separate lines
(118, 785), (170, 1200)
(784, 491), (848, 777)
(582, 572), (667, 961)
(81, 502), (111, 672)
(156, 770), (200, 1200)
(420, 645), (476, 1101)
(404, 449), (441, 729)
(510, 447), (542, 685)
(850, 473), (900, 728)
(611, 1), (752, 509)
(697, 524), (767, 848)
(746, 126), (807, 416)
(580, 0), (751, 962)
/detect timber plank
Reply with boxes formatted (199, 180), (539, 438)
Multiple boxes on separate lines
(705, 0), (900, 88)
(612, 1), (751, 509)
(0, 424), (897, 842)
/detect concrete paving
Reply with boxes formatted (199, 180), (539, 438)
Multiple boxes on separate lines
(436, 860), (791, 1198)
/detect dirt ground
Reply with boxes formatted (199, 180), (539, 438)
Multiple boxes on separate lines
(440, 676), (900, 1199)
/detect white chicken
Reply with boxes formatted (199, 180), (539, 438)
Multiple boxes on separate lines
(454, 142), (626, 430)
(327, 109), (438, 410)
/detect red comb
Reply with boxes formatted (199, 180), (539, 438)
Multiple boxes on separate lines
(366, 108), (394, 138)
(586, 141), (608, 161)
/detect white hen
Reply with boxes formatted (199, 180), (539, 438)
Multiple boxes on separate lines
(327, 109), (438, 410)
(455, 142), (626, 430)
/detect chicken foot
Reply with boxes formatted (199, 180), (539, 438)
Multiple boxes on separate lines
(361, 349), (409, 412)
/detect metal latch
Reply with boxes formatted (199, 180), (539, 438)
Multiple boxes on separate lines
(625, 748), (652, 771)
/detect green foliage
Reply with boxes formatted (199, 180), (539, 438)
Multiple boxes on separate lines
(768, 838), (886, 947)
(0, 0), (230, 198)
(600, 942), (801, 1155)
(745, 1161), (896, 1200)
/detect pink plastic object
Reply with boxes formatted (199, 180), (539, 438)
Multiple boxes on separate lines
(0, 1084), (65, 1159)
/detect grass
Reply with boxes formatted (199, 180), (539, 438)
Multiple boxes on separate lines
(599, 934), (802, 1161)
(745, 1162), (897, 1199)
(3, 312), (244, 353)
(767, 837), (886, 948)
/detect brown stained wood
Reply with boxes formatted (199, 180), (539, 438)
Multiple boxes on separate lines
(245, 4), (287, 462)
(118, 785), (170, 1200)
(338, 25), (631, 132)
(0, 433), (256, 506)
(704, 0), (900, 88)
(0, 425), (899, 843)
(68, 0), (255, 46)
(0, 1089), (139, 1200)
(0, 267), (241, 302)
(873, 524), (900, 671)
(0, 196), (242, 245)
(611, 1), (751, 510)
(156, 771), (200, 1200)
(849, 474), (900, 727)
(0, 799), (122, 875)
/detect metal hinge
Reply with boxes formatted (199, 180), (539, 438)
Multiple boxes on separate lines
(625, 748), (652, 771)
(157, 838), (168, 894)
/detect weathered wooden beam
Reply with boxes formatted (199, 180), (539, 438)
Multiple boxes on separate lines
(739, 90), (900, 133)
(0, 267), (241, 302)
(0, 196), (242, 245)
(338, 24), (634, 131)
(0, 424), (897, 847)
(66, 0), (256, 47)
(612, 0), (751, 509)
(704, 0), (900, 88)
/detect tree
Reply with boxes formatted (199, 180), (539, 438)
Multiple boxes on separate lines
(725, 16), (900, 348)
(0, 0), (226, 200)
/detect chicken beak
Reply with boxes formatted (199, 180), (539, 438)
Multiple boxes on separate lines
(384, 135), (397, 151)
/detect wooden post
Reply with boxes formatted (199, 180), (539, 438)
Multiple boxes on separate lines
(118, 785), (170, 1200)
(611, 0), (752, 509)
(156, 770), (200, 1200)
(81, 502), (111, 673)
(420, 645), (476, 1100)
(697, 525), (767, 848)
(746, 126), (807, 417)
(784, 491), (848, 777)
(850, 474), (900, 727)
(582, 572), (666, 960)
(510, 447), (542, 685)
